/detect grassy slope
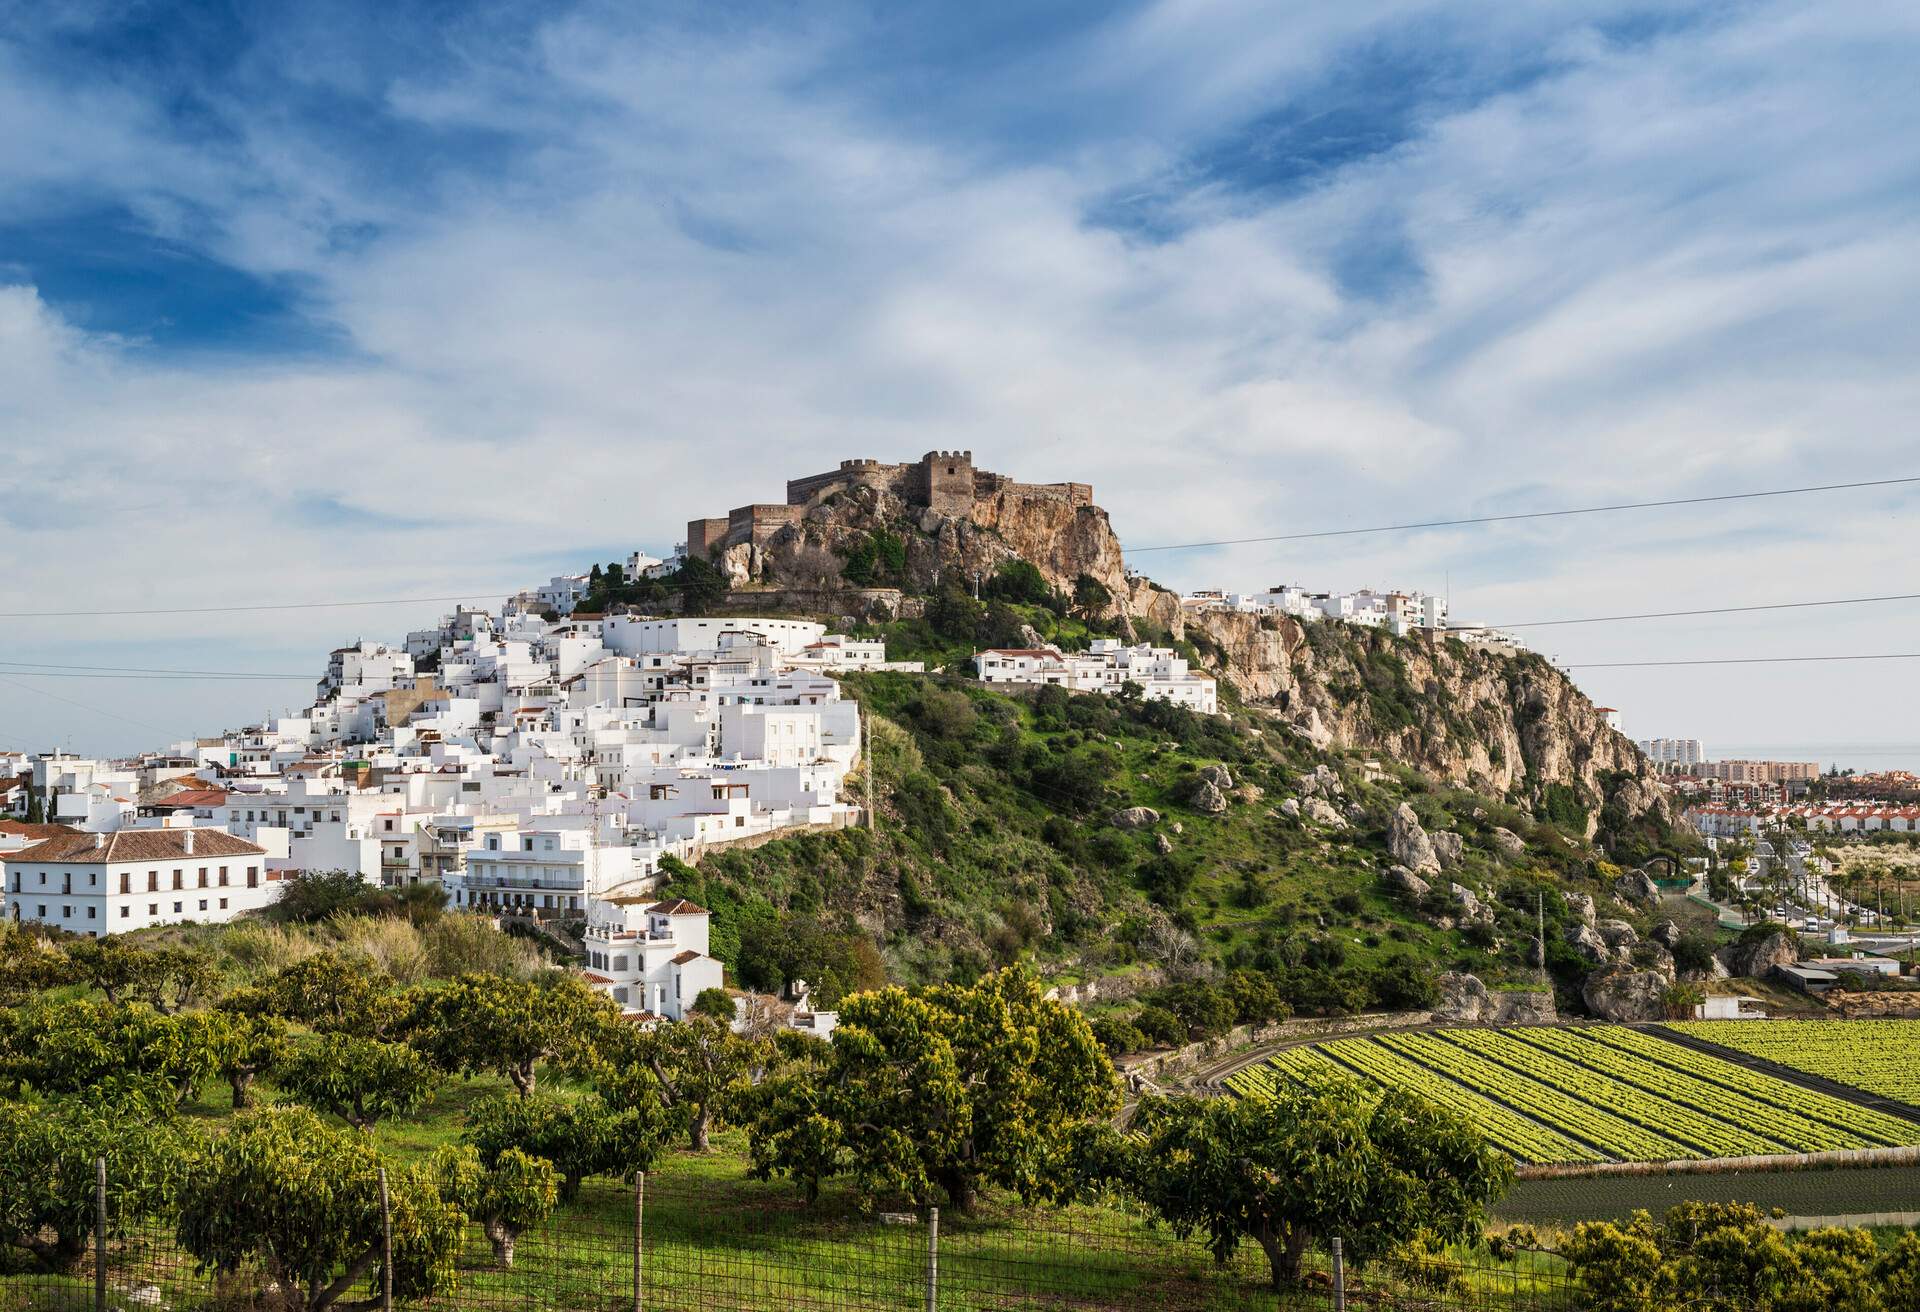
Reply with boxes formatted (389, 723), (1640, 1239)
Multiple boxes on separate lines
(665, 668), (1687, 1013)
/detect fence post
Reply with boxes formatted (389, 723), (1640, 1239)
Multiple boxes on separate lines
(377, 1166), (393, 1312)
(925, 1206), (939, 1312)
(1331, 1236), (1346, 1312)
(632, 1171), (645, 1312)
(94, 1155), (107, 1312)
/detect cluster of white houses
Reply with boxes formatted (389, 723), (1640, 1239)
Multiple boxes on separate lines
(972, 638), (1218, 713)
(1686, 802), (1920, 839)
(1177, 582), (1525, 651)
(3, 601), (917, 1028)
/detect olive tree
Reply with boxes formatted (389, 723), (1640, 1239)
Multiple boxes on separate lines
(1125, 1078), (1511, 1288)
(431, 1145), (558, 1267)
(280, 1032), (438, 1129)
(407, 973), (616, 1097)
(176, 1107), (464, 1312)
(0, 1100), (194, 1272)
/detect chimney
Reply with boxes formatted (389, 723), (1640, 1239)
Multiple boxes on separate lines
(183, 829), (195, 855)
(93, 831), (105, 849)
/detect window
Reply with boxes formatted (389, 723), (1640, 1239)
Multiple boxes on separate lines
(86, 907), (95, 919)
(198, 900), (208, 912)
(61, 905), (70, 918)
(148, 904), (157, 915)
(219, 898), (227, 910)
(172, 870), (182, 890)
(119, 872), (129, 894)
(37, 905), (46, 918)
(218, 867), (228, 886)
(198, 869), (208, 888)
(120, 907), (129, 919)
(148, 871), (158, 892)
(172, 902), (182, 914)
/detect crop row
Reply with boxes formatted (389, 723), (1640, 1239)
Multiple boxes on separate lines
(1434, 1029), (1778, 1159)
(1377, 1031), (1696, 1162)
(1503, 1027), (1877, 1154)
(1665, 1020), (1920, 1106)
(1592, 1026), (1920, 1147)
(1317, 1038), (1590, 1164)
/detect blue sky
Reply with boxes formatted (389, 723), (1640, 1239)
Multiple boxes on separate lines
(2, 0), (1917, 761)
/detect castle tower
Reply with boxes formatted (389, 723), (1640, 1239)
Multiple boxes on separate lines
(920, 450), (975, 517)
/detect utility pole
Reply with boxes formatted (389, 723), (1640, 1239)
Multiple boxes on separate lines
(861, 703), (874, 830)
(1536, 892), (1546, 981)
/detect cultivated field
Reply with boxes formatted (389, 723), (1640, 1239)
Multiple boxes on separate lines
(1228, 1023), (1920, 1165)
(1667, 1019), (1920, 1104)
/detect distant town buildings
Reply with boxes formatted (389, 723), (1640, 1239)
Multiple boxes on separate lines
(1173, 582), (1533, 651)
(1638, 738), (1707, 768)
(1695, 759), (1821, 784)
(973, 638), (1219, 714)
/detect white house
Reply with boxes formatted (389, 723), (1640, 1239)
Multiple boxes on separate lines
(973, 641), (1218, 714)
(4, 828), (276, 935)
(448, 825), (637, 918)
(581, 895), (725, 1019)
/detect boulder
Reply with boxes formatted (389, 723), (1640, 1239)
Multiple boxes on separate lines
(1297, 764), (1344, 799)
(1650, 919), (1683, 950)
(1169, 821), (1183, 835)
(1639, 944), (1677, 980)
(1109, 807), (1160, 831)
(1388, 804), (1442, 877)
(1681, 955), (1730, 984)
(1302, 797), (1347, 828)
(1430, 830), (1464, 870)
(1236, 783), (1266, 804)
(1198, 763), (1234, 790)
(1582, 969), (1672, 1023)
(1188, 781), (1229, 815)
(1434, 972), (1491, 1023)
(1732, 929), (1800, 978)
(1563, 891), (1598, 928)
(1613, 870), (1661, 905)
(1153, 832), (1174, 855)
(1450, 882), (1483, 920)
(1567, 923), (1612, 965)
(1596, 919), (1639, 949)
(1489, 827), (1527, 861)
(1279, 798), (1301, 820)
(1384, 865), (1432, 899)
(1490, 989), (1558, 1024)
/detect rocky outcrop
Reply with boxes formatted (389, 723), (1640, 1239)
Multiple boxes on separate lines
(1613, 870), (1661, 905)
(1188, 781), (1229, 815)
(1563, 892), (1597, 928)
(1596, 919), (1639, 950)
(1109, 807), (1160, 831)
(1827, 992), (1920, 1019)
(1650, 919), (1682, 950)
(1431, 831), (1464, 870)
(1297, 765), (1344, 799)
(1383, 865), (1432, 900)
(1197, 764), (1233, 790)
(1732, 929), (1800, 979)
(1568, 923), (1612, 965)
(1490, 828), (1528, 862)
(1388, 804), (1442, 877)
(1301, 797), (1346, 828)
(1582, 969), (1672, 1022)
(1450, 883), (1485, 921)
(1434, 972), (1558, 1024)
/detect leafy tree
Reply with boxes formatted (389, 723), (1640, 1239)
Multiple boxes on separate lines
(601, 1016), (763, 1151)
(67, 939), (222, 1013)
(983, 560), (1052, 606)
(24, 790), (44, 824)
(691, 987), (734, 1021)
(465, 1091), (667, 1203)
(1072, 572), (1112, 618)
(407, 973), (617, 1097)
(2, 999), (220, 1108)
(176, 1107), (464, 1312)
(0, 925), (73, 1004)
(204, 1009), (290, 1109)
(734, 913), (887, 1006)
(1124, 1078), (1511, 1288)
(256, 951), (400, 1034)
(281, 1032), (439, 1129)
(431, 1145), (558, 1267)
(273, 870), (378, 924)
(672, 556), (729, 612)
(739, 1033), (841, 1203)
(747, 969), (1118, 1212)
(0, 1099), (194, 1272)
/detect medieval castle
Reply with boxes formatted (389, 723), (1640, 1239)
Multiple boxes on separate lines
(685, 452), (1094, 559)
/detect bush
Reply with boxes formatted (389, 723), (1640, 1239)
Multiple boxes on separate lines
(1131, 1004), (1185, 1047)
(424, 915), (542, 979)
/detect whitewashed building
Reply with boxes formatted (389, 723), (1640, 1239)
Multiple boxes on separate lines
(4, 828), (275, 934)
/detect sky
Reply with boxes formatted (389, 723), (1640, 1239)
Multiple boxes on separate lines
(1, 0), (1916, 765)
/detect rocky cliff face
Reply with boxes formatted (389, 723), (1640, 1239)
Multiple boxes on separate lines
(718, 479), (1134, 605)
(1174, 608), (1666, 833)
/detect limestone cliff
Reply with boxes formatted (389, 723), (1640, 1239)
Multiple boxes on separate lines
(721, 478), (1134, 606)
(1174, 608), (1666, 836)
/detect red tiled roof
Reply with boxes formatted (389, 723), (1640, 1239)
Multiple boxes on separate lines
(149, 789), (229, 810)
(670, 949), (702, 965)
(0, 820), (78, 838)
(647, 898), (708, 916)
(5, 828), (266, 864)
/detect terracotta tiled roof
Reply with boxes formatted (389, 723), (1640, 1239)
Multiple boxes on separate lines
(148, 789), (230, 810)
(5, 828), (266, 864)
(647, 898), (708, 916)
(669, 949), (703, 965)
(0, 821), (78, 839)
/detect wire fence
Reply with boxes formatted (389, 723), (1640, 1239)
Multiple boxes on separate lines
(0, 1163), (1591, 1312)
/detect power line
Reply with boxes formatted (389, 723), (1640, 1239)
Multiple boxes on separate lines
(1126, 475), (1920, 553)
(1484, 591), (1920, 630)
(0, 591), (514, 619)
(1566, 653), (1920, 669)
(0, 672), (173, 735)
(0, 660), (307, 680)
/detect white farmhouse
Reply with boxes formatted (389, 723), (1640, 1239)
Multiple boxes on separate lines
(4, 828), (275, 935)
(581, 896), (725, 1019)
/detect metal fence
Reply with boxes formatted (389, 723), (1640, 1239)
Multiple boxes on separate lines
(0, 1162), (1589, 1312)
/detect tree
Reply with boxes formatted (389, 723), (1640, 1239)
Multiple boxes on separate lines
(205, 1010), (290, 1109)
(1072, 572), (1112, 619)
(602, 1016), (763, 1151)
(746, 969), (1119, 1212)
(280, 1032), (438, 1129)
(739, 1036), (842, 1203)
(734, 913), (887, 1006)
(431, 1145), (558, 1267)
(407, 973), (618, 1097)
(176, 1107), (464, 1312)
(274, 870), (378, 924)
(256, 951), (400, 1034)
(24, 789), (44, 824)
(465, 1091), (667, 1202)
(984, 559), (1051, 606)
(68, 940), (222, 1013)
(690, 987), (734, 1021)
(0, 1100), (193, 1272)
(0, 925), (73, 1005)
(3, 999), (220, 1108)
(672, 556), (729, 613)
(1124, 1078), (1511, 1288)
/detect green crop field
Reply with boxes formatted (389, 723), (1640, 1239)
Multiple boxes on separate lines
(1666, 1020), (1920, 1107)
(1227, 1025), (1920, 1165)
